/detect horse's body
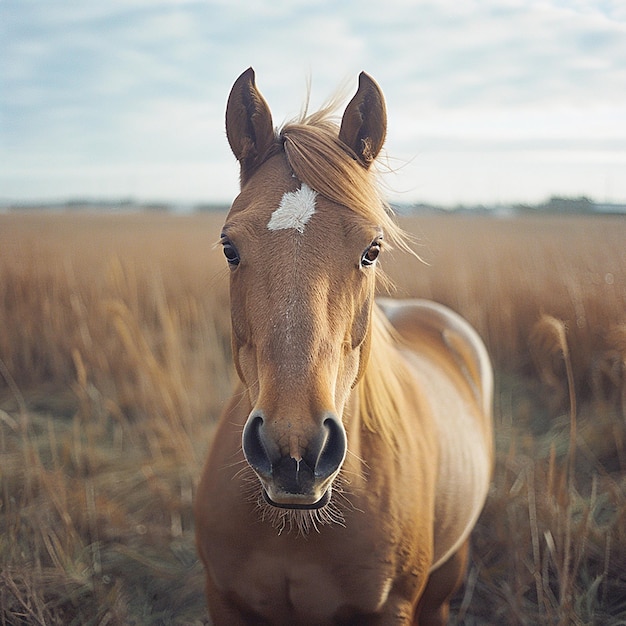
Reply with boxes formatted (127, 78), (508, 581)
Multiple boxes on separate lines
(195, 68), (493, 625)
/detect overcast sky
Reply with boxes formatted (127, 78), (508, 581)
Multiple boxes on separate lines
(2, 0), (625, 206)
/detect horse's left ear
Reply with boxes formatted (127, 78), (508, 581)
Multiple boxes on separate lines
(226, 67), (275, 184)
(339, 72), (387, 168)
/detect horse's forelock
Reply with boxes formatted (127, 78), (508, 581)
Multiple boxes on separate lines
(277, 116), (413, 260)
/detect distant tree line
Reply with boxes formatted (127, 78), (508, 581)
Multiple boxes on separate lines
(514, 196), (595, 214)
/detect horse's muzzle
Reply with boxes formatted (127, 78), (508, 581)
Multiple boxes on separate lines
(242, 412), (347, 509)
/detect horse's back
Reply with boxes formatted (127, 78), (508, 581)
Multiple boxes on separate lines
(377, 298), (492, 420)
(377, 298), (494, 569)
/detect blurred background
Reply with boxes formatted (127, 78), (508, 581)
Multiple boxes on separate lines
(2, 0), (625, 210)
(2, 2), (626, 624)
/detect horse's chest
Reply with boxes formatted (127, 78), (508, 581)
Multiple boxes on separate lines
(222, 546), (393, 624)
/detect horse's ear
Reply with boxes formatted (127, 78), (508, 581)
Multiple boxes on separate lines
(338, 72), (387, 168)
(226, 67), (275, 183)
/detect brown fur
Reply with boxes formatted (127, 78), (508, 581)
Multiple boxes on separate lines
(195, 68), (493, 625)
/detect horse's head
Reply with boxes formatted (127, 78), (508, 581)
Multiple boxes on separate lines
(222, 68), (391, 510)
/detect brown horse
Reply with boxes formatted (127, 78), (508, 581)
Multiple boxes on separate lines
(195, 68), (493, 625)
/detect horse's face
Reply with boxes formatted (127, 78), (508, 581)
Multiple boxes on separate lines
(222, 69), (387, 509)
(222, 159), (381, 507)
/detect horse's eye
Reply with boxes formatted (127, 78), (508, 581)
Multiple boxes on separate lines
(361, 240), (381, 267)
(222, 240), (240, 268)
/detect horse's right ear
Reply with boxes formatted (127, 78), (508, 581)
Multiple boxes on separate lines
(226, 68), (275, 184)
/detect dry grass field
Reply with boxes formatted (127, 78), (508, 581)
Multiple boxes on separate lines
(1, 210), (625, 625)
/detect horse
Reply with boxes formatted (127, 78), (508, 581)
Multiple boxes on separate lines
(195, 68), (494, 625)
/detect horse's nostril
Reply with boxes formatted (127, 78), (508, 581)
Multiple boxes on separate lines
(242, 414), (273, 478)
(315, 415), (347, 479)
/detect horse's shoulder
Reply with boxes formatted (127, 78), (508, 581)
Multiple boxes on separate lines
(376, 298), (492, 416)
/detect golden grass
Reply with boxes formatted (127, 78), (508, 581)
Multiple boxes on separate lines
(390, 214), (626, 397)
(1, 210), (625, 624)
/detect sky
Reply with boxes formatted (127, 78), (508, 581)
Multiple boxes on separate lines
(2, 0), (625, 207)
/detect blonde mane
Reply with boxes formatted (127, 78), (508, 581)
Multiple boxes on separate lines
(277, 112), (414, 449)
(356, 306), (413, 451)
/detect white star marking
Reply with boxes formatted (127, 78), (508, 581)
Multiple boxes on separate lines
(267, 183), (317, 233)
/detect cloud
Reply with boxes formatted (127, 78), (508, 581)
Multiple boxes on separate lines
(1, 0), (626, 204)
(357, 1), (626, 110)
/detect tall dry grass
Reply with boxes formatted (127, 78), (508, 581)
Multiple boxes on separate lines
(1, 212), (230, 624)
(1, 210), (625, 624)
(391, 214), (626, 400)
